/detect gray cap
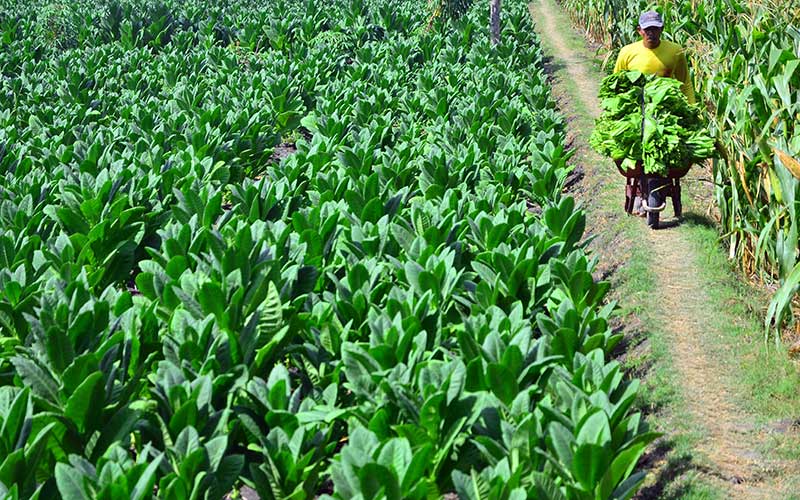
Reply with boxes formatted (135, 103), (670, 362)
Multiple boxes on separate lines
(639, 11), (664, 29)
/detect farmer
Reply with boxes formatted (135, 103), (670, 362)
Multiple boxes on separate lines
(614, 11), (696, 217)
(614, 11), (695, 104)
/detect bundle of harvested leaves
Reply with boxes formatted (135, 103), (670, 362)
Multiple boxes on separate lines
(590, 71), (716, 175)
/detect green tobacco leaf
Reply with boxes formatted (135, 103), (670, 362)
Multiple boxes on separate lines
(202, 192), (222, 228)
(55, 462), (88, 500)
(45, 328), (75, 375)
(500, 345), (523, 375)
(597, 442), (648, 499)
(0, 449), (24, 490)
(198, 281), (226, 321)
(531, 471), (567, 500)
(401, 443), (433, 492)
(291, 266), (318, 297)
(419, 393), (444, 436)
(573, 443), (611, 493)
(465, 358), (485, 392)
(134, 272), (157, 300)
(253, 325), (291, 372)
(205, 435), (227, 471)
(368, 409), (390, 440)
(91, 406), (141, 461)
(456, 329), (482, 362)
(64, 372), (104, 434)
(486, 363), (518, 405)
(447, 361), (466, 405)
(576, 410), (611, 447)
(0, 388), (28, 455)
(611, 470), (647, 500)
(21, 422), (56, 488)
(359, 463), (398, 500)
(391, 223), (415, 250)
(452, 469), (489, 500)
(11, 357), (59, 405)
(55, 208), (90, 235)
(3, 282), (21, 306)
(361, 198), (383, 223)
(404, 261), (423, 291)
(130, 454), (163, 500)
(215, 455), (244, 496)
(62, 354), (100, 396)
(259, 281), (282, 335)
(377, 438), (411, 480)
(169, 401), (198, 436)
(300, 113), (319, 133)
(547, 421), (574, 467)
(174, 426), (201, 458)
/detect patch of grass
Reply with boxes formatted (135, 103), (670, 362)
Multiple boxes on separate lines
(679, 219), (800, 420)
(636, 444), (715, 500)
(662, 478), (721, 500)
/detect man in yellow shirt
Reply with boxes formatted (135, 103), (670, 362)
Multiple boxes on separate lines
(614, 11), (695, 103)
(615, 11), (695, 220)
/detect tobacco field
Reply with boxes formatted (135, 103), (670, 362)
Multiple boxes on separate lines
(0, 0), (656, 498)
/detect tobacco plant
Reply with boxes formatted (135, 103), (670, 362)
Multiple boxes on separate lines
(0, 0), (656, 498)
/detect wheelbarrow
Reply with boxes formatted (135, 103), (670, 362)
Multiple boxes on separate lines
(615, 159), (690, 229)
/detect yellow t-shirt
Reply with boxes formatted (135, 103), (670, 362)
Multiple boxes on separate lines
(614, 40), (696, 104)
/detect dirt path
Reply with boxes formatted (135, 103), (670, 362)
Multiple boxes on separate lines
(528, 0), (797, 498)
(648, 230), (787, 499)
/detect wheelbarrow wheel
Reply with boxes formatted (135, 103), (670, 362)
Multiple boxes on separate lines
(647, 207), (659, 229)
(647, 187), (661, 229)
(672, 179), (683, 218)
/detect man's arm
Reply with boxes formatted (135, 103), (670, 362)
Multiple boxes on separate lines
(613, 47), (628, 73)
(673, 50), (696, 104)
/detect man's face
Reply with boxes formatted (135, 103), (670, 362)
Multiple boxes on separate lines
(638, 26), (662, 46)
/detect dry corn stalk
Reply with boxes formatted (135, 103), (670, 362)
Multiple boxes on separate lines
(774, 148), (800, 180)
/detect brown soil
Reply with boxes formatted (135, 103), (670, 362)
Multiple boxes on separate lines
(271, 142), (298, 163)
(528, 0), (799, 497)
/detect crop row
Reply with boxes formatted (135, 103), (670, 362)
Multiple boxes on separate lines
(1, 0), (653, 498)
